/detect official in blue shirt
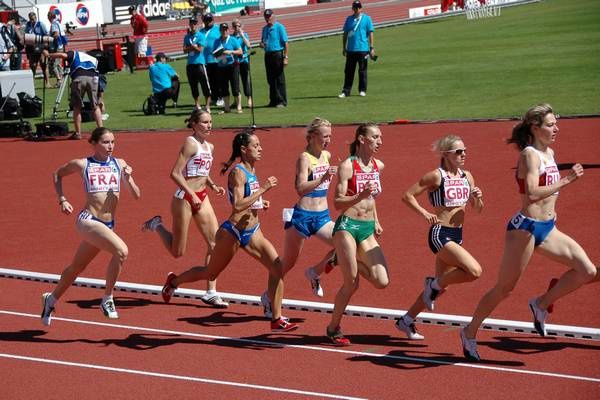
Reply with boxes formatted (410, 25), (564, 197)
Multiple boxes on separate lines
(200, 13), (221, 107)
(339, 1), (375, 98)
(149, 52), (180, 113)
(183, 17), (210, 111)
(260, 9), (288, 107)
(213, 23), (242, 113)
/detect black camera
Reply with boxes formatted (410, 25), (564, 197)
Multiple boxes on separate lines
(65, 22), (77, 34)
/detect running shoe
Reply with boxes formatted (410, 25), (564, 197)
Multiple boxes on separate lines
(101, 297), (119, 319)
(337, 92), (347, 98)
(547, 278), (559, 314)
(528, 298), (548, 337)
(260, 291), (272, 319)
(324, 252), (338, 274)
(41, 292), (55, 326)
(395, 316), (425, 340)
(304, 268), (324, 297)
(201, 294), (229, 309)
(326, 326), (351, 346)
(460, 328), (480, 362)
(359, 91), (366, 97)
(162, 272), (177, 303)
(271, 317), (298, 332)
(141, 215), (162, 232)
(422, 276), (442, 311)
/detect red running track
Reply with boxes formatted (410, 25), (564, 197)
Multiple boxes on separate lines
(1, 118), (599, 399)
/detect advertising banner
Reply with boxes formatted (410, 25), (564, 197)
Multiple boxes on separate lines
(35, 1), (104, 29)
(210, 0), (261, 15)
(113, 0), (173, 24)
(264, 0), (307, 9)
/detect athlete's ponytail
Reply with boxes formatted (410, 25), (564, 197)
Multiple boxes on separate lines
(350, 122), (378, 156)
(507, 104), (554, 150)
(221, 130), (254, 175)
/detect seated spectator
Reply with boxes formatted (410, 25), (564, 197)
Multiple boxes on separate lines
(149, 52), (180, 113)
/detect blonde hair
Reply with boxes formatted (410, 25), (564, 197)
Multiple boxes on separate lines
(432, 134), (462, 153)
(305, 117), (331, 141)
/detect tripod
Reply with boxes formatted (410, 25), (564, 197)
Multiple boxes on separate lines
(51, 67), (70, 120)
(246, 51), (267, 132)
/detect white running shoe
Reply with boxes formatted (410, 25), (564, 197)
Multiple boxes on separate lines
(338, 92), (346, 98)
(101, 298), (119, 319)
(359, 91), (366, 97)
(41, 293), (55, 326)
(216, 98), (225, 107)
(201, 294), (229, 309)
(141, 215), (162, 232)
(460, 328), (480, 362)
(395, 316), (425, 340)
(304, 268), (324, 297)
(528, 298), (548, 337)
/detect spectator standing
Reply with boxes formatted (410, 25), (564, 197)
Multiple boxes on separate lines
(129, 5), (148, 58)
(24, 12), (49, 87)
(232, 18), (253, 110)
(2, 15), (23, 70)
(199, 13), (221, 110)
(48, 50), (103, 140)
(339, 1), (375, 98)
(260, 9), (288, 108)
(149, 52), (180, 113)
(47, 11), (67, 88)
(213, 23), (243, 114)
(188, 0), (208, 18)
(0, 21), (14, 71)
(183, 17), (210, 111)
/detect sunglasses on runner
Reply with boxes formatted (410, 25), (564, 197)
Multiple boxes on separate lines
(444, 148), (467, 155)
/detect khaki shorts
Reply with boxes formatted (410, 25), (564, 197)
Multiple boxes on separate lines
(70, 75), (99, 109)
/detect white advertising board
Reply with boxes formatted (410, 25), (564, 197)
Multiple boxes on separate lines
(34, 1), (104, 30)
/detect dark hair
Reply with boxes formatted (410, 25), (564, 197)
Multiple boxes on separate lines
(89, 127), (112, 143)
(221, 130), (254, 175)
(185, 109), (211, 129)
(507, 104), (554, 150)
(349, 122), (378, 156)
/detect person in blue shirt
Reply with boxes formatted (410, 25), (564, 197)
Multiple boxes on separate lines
(339, 1), (375, 98)
(232, 18), (253, 113)
(149, 52), (179, 113)
(259, 9), (288, 108)
(213, 23), (243, 113)
(183, 17), (210, 111)
(200, 13), (221, 110)
(24, 12), (49, 88)
(47, 11), (67, 88)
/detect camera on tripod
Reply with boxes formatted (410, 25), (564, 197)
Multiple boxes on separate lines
(23, 33), (54, 50)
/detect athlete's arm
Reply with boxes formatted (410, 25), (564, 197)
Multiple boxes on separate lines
(228, 168), (276, 213)
(119, 159), (141, 200)
(466, 171), (483, 213)
(53, 158), (85, 215)
(402, 169), (440, 225)
(521, 149), (582, 202)
(333, 158), (374, 211)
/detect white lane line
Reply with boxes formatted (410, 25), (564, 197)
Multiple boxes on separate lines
(2, 310), (599, 383)
(0, 353), (367, 400)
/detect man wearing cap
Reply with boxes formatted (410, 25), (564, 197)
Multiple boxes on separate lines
(339, 1), (375, 98)
(129, 5), (148, 58)
(24, 12), (49, 87)
(183, 17), (210, 111)
(149, 52), (179, 113)
(199, 13), (221, 109)
(260, 9), (288, 107)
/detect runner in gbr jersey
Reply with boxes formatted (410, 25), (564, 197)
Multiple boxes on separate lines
(260, 118), (339, 319)
(41, 128), (141, 326)
(162, 130), (298, 332)
(326, 123), (389, 346)
(461, 104), (597, 362)
(142, 109), (229, 308)
(396, 134), (483, 340)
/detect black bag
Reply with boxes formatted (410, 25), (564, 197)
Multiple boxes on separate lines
(17, 92), (43, 118)
(0, 120), (32, 138)
(81, 101), (95, 122)
(34, 121), (69, 137)
(0, 96), (21, 120)
(142, 94), (161, 115)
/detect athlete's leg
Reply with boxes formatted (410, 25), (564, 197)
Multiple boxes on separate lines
(76, 219), (129, 296)
(464, 229), (534, 338)
(244, 229), (285, 319)
(311, 221), (336, 275)
(52, 240), (101, 300)
(191, 197), (221, 292)
(327, 231), (360, 333)
(535, 228), (597, 309)
(172, 227), (239, 287)
(280, 225), (305, 275)
(356, 235), (389, 289)
(436, 243), (482, 287)
(158, 197), (193, 257)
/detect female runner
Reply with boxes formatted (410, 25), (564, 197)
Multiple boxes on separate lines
(142, 109), (228, 308)
(161, 130), (298, 332)
(41, 127), (141, 326)
(461, 104), (597, 361)
(260, 117), (338, 317)
(396, 134), (483, 340)
(326, 123), (390, 345)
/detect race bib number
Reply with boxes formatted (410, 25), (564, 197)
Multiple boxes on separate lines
(510, 212), (525, 229)
(87, 165), (120, 193)
(443, 178), (470, 207)
(312, 164), (331, 191)
(355, 171), (382, 198)
(249, 180), (263, 209)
